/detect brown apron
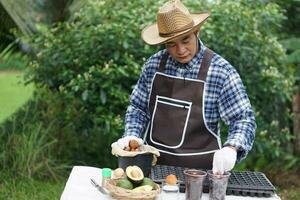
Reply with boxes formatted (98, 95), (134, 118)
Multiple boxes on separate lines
(145, 48), (221, 169)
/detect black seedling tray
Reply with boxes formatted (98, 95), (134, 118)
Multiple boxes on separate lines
(150, 165), (276, 197)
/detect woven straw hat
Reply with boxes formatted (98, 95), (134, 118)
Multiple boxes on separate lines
(142, 0), (210, 45)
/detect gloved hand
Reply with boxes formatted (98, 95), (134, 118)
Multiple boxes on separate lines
(212, 146), (237, 175)
(116, 135), (144, 150)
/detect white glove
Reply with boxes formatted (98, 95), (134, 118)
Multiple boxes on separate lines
(212, 146), (237, 175)
(116, 135), (144, 150)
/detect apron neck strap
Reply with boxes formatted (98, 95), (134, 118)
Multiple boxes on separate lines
(158, 48), (214, 81)
(159, 52), (169, 72)
(198, 48), (214, 81)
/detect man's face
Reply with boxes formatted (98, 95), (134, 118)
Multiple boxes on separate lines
(165, 31), (199, 64)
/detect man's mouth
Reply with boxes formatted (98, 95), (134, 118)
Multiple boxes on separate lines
(178, 55), (188, 59)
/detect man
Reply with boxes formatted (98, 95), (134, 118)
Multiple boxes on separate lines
(116, 0), (256, 174)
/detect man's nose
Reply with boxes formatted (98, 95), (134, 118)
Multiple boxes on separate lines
(176, 43), (185, 55)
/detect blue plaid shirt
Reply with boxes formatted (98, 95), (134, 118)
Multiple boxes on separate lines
(124, 40), (256, 162)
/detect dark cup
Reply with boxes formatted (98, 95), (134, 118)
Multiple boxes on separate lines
(118, 153), (153, 176)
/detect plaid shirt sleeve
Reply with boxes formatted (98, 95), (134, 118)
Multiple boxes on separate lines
(217, 67), (256, 162)
(124, 61), (152, 138)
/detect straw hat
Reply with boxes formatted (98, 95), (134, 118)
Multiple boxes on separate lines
(142, 0), (210, 45)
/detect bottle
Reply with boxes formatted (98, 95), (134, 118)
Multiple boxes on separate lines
(101, 168), (112, 187)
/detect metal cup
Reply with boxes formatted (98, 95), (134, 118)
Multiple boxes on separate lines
(184, 169), (207, 200)
(207, 170), (231, 200)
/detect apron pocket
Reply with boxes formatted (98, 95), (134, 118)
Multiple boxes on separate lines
(150, 95), (192, 148)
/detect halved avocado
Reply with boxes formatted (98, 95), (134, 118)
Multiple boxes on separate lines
(126, 165), (144, 184)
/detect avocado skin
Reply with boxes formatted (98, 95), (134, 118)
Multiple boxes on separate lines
(141, 177), (156, 189)
(116, 178), (134, 190)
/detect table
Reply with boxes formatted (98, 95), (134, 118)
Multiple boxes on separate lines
(60, 166), (281, 200)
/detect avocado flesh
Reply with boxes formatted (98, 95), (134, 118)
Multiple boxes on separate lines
(132, 185), (153, 192)
(126, 166), (144, 184)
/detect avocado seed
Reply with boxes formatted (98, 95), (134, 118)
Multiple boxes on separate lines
(129, 139), (139, 150)
(165, 174), (177, 185)
(131, 170), (141, 178)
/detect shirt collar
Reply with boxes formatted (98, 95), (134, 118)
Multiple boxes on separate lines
(170, 39), (206, 70)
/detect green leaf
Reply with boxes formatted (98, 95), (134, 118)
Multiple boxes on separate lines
(284, 49), (300, 64)
(280, 38), (300, 51)
(100, 89), (107, 105)
(81, 90), (88, 101)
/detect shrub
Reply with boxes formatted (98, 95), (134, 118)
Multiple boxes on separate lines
(0, 100), (65, 179)
(0, 42), (29, 70)
(26, 1), (163, 167)
(188, 0), (296, 170)
(26, 0), (296, 170)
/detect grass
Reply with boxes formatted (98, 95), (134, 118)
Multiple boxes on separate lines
(0, 70), (34, 123)
(0, 177), (66, 200)
(0, 43), (30, 71)
(279, 186), (300, 200)
(0, 70), (67, 200)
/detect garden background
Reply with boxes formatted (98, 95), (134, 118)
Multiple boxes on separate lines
(0, 0), (300, 199)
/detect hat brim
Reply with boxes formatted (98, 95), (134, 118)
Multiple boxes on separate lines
(141, 13), (210, 45)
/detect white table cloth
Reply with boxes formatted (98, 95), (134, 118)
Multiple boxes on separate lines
(60, 166), (281, 200)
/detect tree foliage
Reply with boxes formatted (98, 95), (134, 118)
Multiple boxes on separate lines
(25, 0), (297, 170)
(272, 0), (300, 92)
(191, 0), (296, 170)
(0, 3), (17, 46)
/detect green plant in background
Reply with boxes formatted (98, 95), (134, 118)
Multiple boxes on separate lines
(270, 0), (300, 161)
(280, 37), (300, 93)
(188, 0), (296, 170)
(21, 0), (297, 171)
(0, 100), (66, 180)
(0, 178), (65, 200)
(0, 42), (30, 70)
(26, 0), (162, 168)
(0, 2), (17, 46)
(29, 0), (160, 89)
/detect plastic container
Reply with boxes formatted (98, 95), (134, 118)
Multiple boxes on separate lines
(101, 168), (112, 187)
(184, 169), (207, 200)
(207, 170), (230, 200)
(150, 165), (276, 197)
(118, 153), (153, 176)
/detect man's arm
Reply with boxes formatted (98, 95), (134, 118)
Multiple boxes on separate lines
(218, 68), (256, 162)
(124, 63), (151, 138)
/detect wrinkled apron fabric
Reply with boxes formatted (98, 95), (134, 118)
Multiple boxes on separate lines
(145, 48), (221, 169)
